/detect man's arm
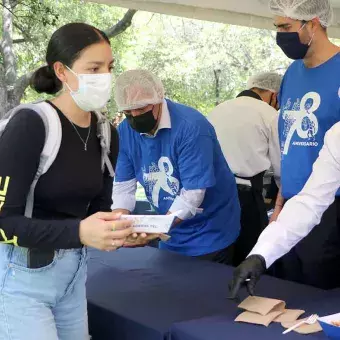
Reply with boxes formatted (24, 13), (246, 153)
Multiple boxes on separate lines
(268, 186), (284, 223)
(167, 188), (205, 225)
(250, 122), (340, 267)
(111, 126), (137, 214)
(268, 115), (281, 187)
(267, 113), (284, 223)
(111, 179), (137, 214)
(168, 127), (216, 223)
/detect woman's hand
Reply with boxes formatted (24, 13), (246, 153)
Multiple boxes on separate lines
(79, 212), (133, 251)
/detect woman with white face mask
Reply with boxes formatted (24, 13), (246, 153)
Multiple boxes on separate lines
(0, 23), (133, 339)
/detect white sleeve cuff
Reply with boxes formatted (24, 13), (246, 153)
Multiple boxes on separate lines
(169, 189), (205, 220)
(111, 179), (137, 212)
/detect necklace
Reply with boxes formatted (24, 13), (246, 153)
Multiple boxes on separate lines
(67, 117), (92, 151)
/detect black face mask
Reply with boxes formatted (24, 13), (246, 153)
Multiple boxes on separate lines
(269, 93), (279, 110)
(126, 109), (158, 133)
(276, 31), (310, 60)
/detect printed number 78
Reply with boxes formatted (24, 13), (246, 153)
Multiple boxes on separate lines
(283, 92), (320, 155)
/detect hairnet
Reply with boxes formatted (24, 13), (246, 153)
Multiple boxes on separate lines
(246, 72), (283, 93)
(269, 0), (333, 28)
(115, 69), (165, 111)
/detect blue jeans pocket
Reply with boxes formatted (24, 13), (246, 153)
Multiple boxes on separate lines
(8, 246), (58, 273)
(0, 247), (88, 340)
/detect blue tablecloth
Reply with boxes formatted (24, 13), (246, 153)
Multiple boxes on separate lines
(170, 292), (340, 340)
(170, 315), (326, 340)
(86, 247), (331, 340)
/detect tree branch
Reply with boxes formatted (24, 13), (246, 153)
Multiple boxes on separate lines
(13, 38), (25, 44)
(146, 13), (155, 26)
(13, 22), (26, 34)
(13, 70), (32, 101)
(105, 9), (137, 39)
(0, 2), (16, 16)
(13, 22), (31, 42)
(2, 0), (17, 86)
(0, 39), (4, 56)
(9, 0), (19, 9)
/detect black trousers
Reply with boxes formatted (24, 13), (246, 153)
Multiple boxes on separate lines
(270, 197), (340, 289)
(232, 185), (268, 267)
(195, 244), (235, 265)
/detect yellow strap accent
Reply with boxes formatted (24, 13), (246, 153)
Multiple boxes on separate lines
(0, 229), (18, 246)
(0, 178), (18, 246)
(0, 177), (10, 196)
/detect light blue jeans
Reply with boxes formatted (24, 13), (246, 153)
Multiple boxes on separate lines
(0, 244), (88, 340)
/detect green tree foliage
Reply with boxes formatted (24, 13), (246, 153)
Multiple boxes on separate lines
(3, 0), (328, 118)
(0, 0), (135, 117)
(121, 14), (292, 114)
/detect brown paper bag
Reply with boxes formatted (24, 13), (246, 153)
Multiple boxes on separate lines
(238, 296), (286, 316)
(281, 319), (322, 334)
(235, 310), (284, 327)
(274, 309), (305, 323)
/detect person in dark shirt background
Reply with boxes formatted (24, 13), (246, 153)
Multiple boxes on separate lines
(0, 23), (133, 339)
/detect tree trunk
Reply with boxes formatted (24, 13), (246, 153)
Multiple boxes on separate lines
(214, 69), (221, 107)
(0, 0), (17, 118)
(0, 85), (7, 118)
(0, 64), (6, 117)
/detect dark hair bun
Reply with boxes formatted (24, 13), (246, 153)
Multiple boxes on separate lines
(30, 65), (62, 95)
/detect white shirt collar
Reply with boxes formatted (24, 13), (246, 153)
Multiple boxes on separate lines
(141, 99), (171, 137)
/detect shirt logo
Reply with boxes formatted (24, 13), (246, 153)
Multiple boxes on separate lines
(0, 176), (10, 212)
(282, 92), (320, 155)
(0, 176), (18, 246)
(142, 157), (180, 207)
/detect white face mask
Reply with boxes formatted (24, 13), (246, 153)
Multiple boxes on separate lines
(65, 66), (112, 112)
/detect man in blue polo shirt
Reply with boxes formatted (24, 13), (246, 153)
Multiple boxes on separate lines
(270, 0), (340, 290)
(111, 69), (240, 263)
(230, 0), (340, 294)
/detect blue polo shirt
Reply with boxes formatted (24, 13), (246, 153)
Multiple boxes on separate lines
(115, 99), (240, 256)
(279, 53), (340, 199)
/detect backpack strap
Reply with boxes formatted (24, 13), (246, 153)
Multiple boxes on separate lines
(2, 103), (112, 216)
(5, 102), (62, 218)
(94, 111), (115, 177)
(25, 102), (62, 217)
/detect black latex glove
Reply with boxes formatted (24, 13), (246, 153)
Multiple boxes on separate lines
(229, 255), (266, 300)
